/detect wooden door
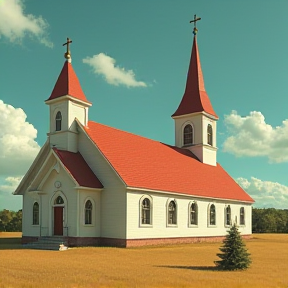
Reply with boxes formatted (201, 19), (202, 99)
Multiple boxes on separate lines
(54, 207), (63, 235)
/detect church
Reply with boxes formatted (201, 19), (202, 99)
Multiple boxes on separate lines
(14, 24), (254, 247)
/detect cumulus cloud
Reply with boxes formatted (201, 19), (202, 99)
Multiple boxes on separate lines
(0, 100), (40, 176)
(0, 176), (21, 194)
(236, 177), (288, 209)
(223, 110), (288, 162)
(0, 0), (53, 47)
(83, 53), (147, 87)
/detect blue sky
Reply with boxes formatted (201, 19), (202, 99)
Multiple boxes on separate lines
(0, 0), (288, 211)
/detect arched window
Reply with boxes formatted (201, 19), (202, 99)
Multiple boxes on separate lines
(33, 202), (39, 225)
(55, 196), (64, 205)
(240, 207), (245, 225)
(209, 204), (216, 225)
(56, 111), (62, 131)
(190, 202), (198, 225)
(225, 205), (231, 226)
(207, 124), (213, 145)
(183, 124), (193, 146)
(85, 200), (93, 225)
(168, 200), (177, 225)
(141, 198), (151, 225)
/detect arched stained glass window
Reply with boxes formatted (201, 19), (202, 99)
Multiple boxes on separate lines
(33, 202), (39, 225)
(240, 207), (245, 225)
(225, 205), (231, 226)
(141, 198), (151, 224)
(85, 200), (92, 225)
(207, 124), (213, 145)
(209, 204), (216, 225)
(183, 124), (193, 146)
(56, 111), (62, 131)
(190, 202), (198, 225)
(168, 201), (177, 225)
(55, 196), (64, 205)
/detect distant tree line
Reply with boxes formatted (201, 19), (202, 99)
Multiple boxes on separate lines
(252, 208), (288, 233)
(0, 209), (22, 232)
(1, 208), (288, 233)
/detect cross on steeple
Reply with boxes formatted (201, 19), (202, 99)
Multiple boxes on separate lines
(190, 14), (201, 35)
(63, 37), (72, 60)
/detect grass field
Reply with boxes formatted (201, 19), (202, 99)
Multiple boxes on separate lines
(0, 233), (287, 288)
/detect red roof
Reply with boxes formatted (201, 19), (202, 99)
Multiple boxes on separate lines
(53, 148), (103, 189)
(47, 61), (90, 103)
(172, 36), (218, 118)
(84, 121), (253, 202)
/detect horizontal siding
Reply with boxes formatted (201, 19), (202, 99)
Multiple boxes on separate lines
(78, 126), (126, 239)
(127, 191), (252, 239)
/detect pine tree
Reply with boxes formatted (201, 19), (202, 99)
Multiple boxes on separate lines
(215, 223), (251, 270)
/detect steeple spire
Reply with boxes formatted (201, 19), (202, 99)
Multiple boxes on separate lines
(172, 18), (218, 119)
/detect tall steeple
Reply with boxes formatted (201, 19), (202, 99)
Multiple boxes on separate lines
(45, 38), (92, 152)
(172, 16), (218, 166)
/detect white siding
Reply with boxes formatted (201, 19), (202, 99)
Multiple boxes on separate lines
(78, 127), (127, 239)
(126, 190), (252, 239)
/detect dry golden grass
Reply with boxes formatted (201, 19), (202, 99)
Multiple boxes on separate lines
(0, 232), (22, 238)
(0, 234), (287, 288)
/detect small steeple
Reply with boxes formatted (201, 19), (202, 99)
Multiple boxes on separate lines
(172, 17), (218, 119)
(46, 37), (90, 104)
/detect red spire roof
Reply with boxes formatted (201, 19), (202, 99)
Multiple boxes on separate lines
(47, 61), (90, 103)
(172, 36), (218, 118)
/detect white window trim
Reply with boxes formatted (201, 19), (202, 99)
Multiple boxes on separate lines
(181, 121), (195, 147)
(83, 197), (95, 227)
(32, 201), (40, 226)
(239, 207), (246, 226)
(224, 205), (232, 228)
(166, 198), (178, 227)
(207, 203), (217, 228)
(188, 201), (198, 228)
(139, 195), (153, 227)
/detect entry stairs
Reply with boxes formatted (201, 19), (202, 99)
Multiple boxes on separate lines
(24, 236), (68, 250)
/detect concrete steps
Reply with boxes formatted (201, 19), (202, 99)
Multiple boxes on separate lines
(24, 236), (68, 250)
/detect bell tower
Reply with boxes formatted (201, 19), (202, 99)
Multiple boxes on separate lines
(45, 38), (92, 153)
(172, 16), (218, 166)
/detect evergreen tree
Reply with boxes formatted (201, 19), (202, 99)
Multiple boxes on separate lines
(215, 223), (251, 270)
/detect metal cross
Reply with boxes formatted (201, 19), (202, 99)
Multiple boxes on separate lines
(190, 14), (201, 28)
(63, 37), (72, 59)
(190, 14), (201, 35)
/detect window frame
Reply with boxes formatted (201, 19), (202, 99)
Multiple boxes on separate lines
(84, 200), (93, 225)
(188, 201), (198, 227)
(139, 195), (153, 227)
(225, 205), (232, 227)
(183, 124), (193, 146)
(207, 124), (213, 146)
(32, 202), (39, 226)
(208, 203), (216, 227)
(55, 111), (62, 131)
(240, 207), (245, 226)
(167, 199), (177, 227)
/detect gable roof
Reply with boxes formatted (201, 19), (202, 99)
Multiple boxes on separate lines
(53, 148), (103, 189)
(83, 121), (253, 202)
(46, 61), (91, 103)
(172, 36), (218, 118)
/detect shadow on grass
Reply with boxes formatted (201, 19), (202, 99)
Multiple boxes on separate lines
(155, 265), (220, 271)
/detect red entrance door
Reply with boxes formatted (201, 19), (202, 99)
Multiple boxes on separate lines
(54, 207), (63, 235)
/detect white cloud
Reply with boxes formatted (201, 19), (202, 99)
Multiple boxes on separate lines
(83, 53), (147, 88)
(223, 110), (288, 162)
(0, 176), (21, 194)
(236, 177), (288, 209)
(0, 0), (53, 47)
(0, 100), (40, 176)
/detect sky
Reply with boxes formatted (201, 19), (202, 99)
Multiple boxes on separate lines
(0, 0), (288, 211)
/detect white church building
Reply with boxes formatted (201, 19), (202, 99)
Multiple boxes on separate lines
(14, 31), (254, 247)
